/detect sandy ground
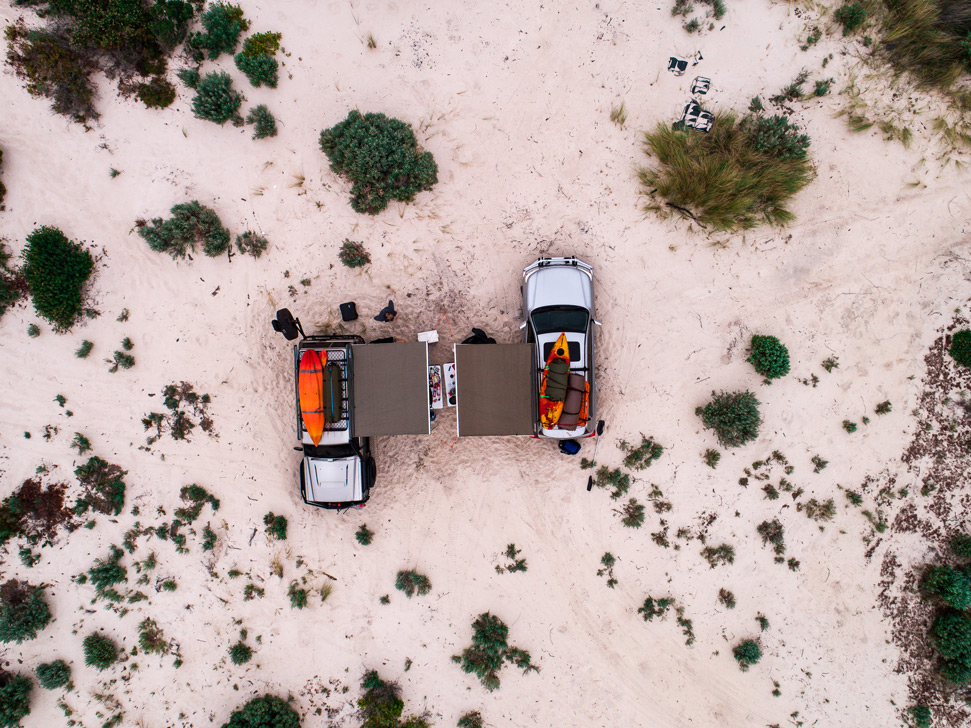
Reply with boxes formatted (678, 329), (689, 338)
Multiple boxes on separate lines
(2, 0), (971, 726)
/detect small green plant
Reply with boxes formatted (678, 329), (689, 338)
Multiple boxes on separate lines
(597, 552), (618, 588)
(756, 614), (770, 631)
(747, 335), (790, 380)
(27, 323), (40, 338)
(701, 543), (735, 568)
(799, 498), (836, 522)
(757, 519), (786, 556)
(495, 544), (528, 574)
(718, 588), (736, 609)
(395, 570), (432, 597)
(87, 545), (127, 601)
(638, 596), (674, 621)
(951, 534), (971, 559)
(801, 25), (822, 50)
(457, 711), (484, 728)
(74, 456), (126, 516)
(355, 524), (374, 545)
(875, 400), (892, 415)
(191, 71), (243, 125)
(338, 239), (371, 268)
(21, 226), (94, 331)
(263, 512), (287, 540)
(243, 584), (264, 600)
(221, 694), (300, 728)
(452, 612), (538, 691)
(230, 640), (252, 665)
(201, 525), (217, 551)
(175, 484), (220, 522)
(842, 420), (857, 433)
(845, 489), (864, 506)
(83, 632), (118, 670)
(697, 391), (761, 448)
(288, 581), (308, 609)
(138, 201), (230, 259)
(319, 110), (438, 214)
(733, 639), (762, 670)
(921, 566), (971, 609)
(235, 53), (278, 88)
(813, 78), (833, 97)
(110, 350), (135, 372)
(70, 433), (92, 455)
(834, 2), (867, 35)
(177, 68), (200, 88)
(138, 618), (168, 654)
(160, 579), (177, 592)
(358, 670), (429, 728)
(908, 705), (931, 728)
(621, 435), (664, 469)
(246, 105), (278, 139)
(379, 594), (390, 604)
(702, 448), (721, 468)
(187, 3), (249, 61)
(35, 659), (70, 690)
(929, 609), (971, 684)
(0, 580), (52, 643)
(0, 671), (32, 726)
(949, 330), (971, 368)
(821, 356), (839, 372)
(75, 340), (94, 358)
(617, 498), (645, 528)
(811, 455), (828, 473)
(609, 102), (628, 127)
(234, 231), (269, 258)
(136, 76), (176, 109)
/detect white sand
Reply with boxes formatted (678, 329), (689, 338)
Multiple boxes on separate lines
(2, 0), (971, 725)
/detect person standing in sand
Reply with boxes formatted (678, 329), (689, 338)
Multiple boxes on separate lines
(374, 300), (396, 322)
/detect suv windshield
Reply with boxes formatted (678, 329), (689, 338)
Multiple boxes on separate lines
(531, 306), (589, 335)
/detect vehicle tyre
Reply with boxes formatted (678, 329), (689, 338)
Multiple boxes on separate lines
(365, 457), (377, 488)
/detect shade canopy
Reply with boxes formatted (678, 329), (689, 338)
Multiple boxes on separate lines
(455, 344), (535, 436)
(351, 343), (430, 436)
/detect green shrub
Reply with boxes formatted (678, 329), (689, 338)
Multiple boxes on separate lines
(229, 641), (252, 665)
(263, 512), (287, 540)
(453, 612), (538, 691)
(747, 335), (790, 379)
(0, 581), (52, 643)
(930, 609), (971, 684)
(696, 390), (761, 448)
(702, 448), (720, 468)
(701, 543), (735, 567)
(188, 3), (249, 61)
(834, 2), (867, 35)
(138, 200), (231, 258)
(221, 694), (300, 728)
(951, 533), (971, 559)
(338, 239), (371, 268)
(638, 112), (813, 231)
(592, 466), (631, 499)
(191, 71), (243, 125)
(732, 639), (762, 670)
(5, 25), (99, 122)
(718, 588), (736, 609)
(395, 570), (432, 597)
(82, 632), (118, 670)
(235, 52), (278, 88)
(949, 330), (971, 368)
(138, 618), (167, 654)
(35, 659), (70, 690)
(359, 670), (419, 728)
(21, 226), (94, 331)
(922, 565), (971, 609)
(638, 596), (674, 621)
(74, 456), (126, 516)
(177, 67), (200, 88)
(908, 705), (931, 728)
(880, 0), (971, 90)
(175, 484), (220, 522)
(246, 105), (278, 139)
(617, 498), (645, 528)
(75, 340), (94, 358)
(0, 671), (32, 727)
(288, 581), (308, 609)
(26, 323), (40, 338)
(621, 435), (664, 469)
(87, 545), (127, 600)
(319, 110), (439, 214)
(234, 231), (268, 258)
(875, 400), (892, 415)
(356, 524), (374, 545)
(136, 76), (176, 108)
(457, 711), (484, 728)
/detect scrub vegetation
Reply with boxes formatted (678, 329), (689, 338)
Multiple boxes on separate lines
(696, 391), (762, 448)
(21, 226), (94, 331)
(453, 612), (538, 691)
(138, 201), (231, 259)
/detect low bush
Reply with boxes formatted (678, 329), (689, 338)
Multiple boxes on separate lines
(21, 226), (94, 331)
(246, 105), (278, 139)
(358, 670), (430, 728)
(355, 524), (374, 545)
(188, 3), (249, 62)
(453, 612), (538, 691)
(638, 112), (813, 232)
(0, 671), (32, 726)
(338, 239), (371, 268)
(702, 448), (721, 468)
(0, 580), (52, 643)
(951, 533), (971, 559)
(319, 110), (438, 214)
(288, 581), (308, 609)
(229, 641), (252, 665)
(138, 200), (231, 258)
(879, 0), (971, 90)
(35, 659), (70, 690)
(136, 76), (176, 109)
(696, 390), (761, 448)
(235, 52), (278, 88)
(621, 435), (664, 469)
(617, 498), (646, 528)
(921, 565), (971, 610)
(221, 694), (300, 728)
(395, 570), (432, 597)
(747, 335), (790, 379)
(191, 72), (243, 125)
(929, 609), (971, 684)
(138, 618), (167, 654)
(74, 456), (126, 516)
(264, 512), (287, 540)
(701, 543), (735, 568)
(177, 67), (200, 88)
(235, 231), (269, 258)
(457, 712), (484, 728)
(82, 632), (118, 670)
(950, 330), (971, 368)
(834, 2), (867, 35)
(87, 545), (127, 601)
(733, 639), (762, 670)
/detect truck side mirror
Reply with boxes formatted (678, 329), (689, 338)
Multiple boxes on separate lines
(519, 321), (527, 330)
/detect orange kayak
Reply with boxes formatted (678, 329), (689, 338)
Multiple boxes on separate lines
(539, 333), (570, 429)
(299, 349), (326, 445)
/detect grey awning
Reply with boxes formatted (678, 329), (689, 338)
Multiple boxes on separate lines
(351, 343), (430, 436)
(455, 344), (535, 436)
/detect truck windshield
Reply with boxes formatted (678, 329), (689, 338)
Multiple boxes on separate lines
(304, 443), (358, 459)
(531, 306), (589, 335)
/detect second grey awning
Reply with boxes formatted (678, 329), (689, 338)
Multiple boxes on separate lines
(351, 342), (429, 436)
(455, 344), (535, 436)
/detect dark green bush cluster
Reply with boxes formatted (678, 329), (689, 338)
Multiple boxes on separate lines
(229, 640), (252, 665)
(879, 0), (971, 89)
(83, 632), (118, 670)
(949, 330), (971, 368)
(21, 226), (94, 331)
(235, 32), (281, 88)
(175, 484), (220, 522)
(922, 566), (971, 609)
(395, 570), (432, 597)
(191, 72), (243, 124)
(0, 580), (52, 643)
(592, 466), (631, 499)
(138, 200), (231, 258)
(136, 76), (176, 109)
(696, 390), (761, 448)
(747, 335), (791, 379)
(319, 110), (439, 214)
(138, 618), (168, 654)
(834, 2), (867, 35)
(621, 435), (664, 469)
(338, 239), (371, 268)
(246, 105), (278, 139)
(263, 512), (287, 540)
(221, 694), (300, 728)
(732, 639), (762, 670)
(457, 712), (484, 728)
(177, 67), (200, 88)
(188, 2), (249, 62)
(74, 456), (127, 516)
(288, 580), (308, 609)
(921, 540), (971, 684)
(0, 671), (32, 727)
(495, 544), (528, 574)
(144, 382), (214, 444)
(87, 545), (127, 602)
(358, 670), (429, 728)
(355, 524), (374, 545)
(453, 612), (538, 691)
(35, 659), (70, 690)
(639, 112), (813, 231)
